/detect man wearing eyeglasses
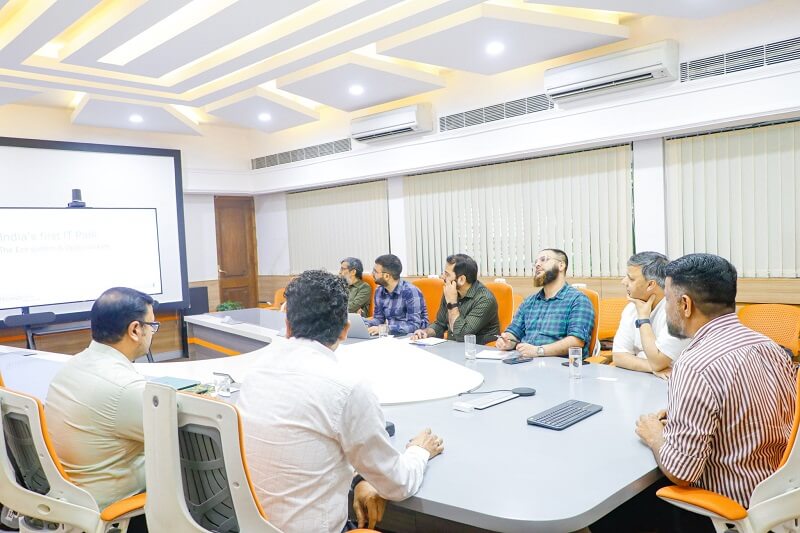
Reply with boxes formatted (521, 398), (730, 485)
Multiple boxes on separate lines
(46, 287), (157, 529)
(495, 248), (595, 358)
(339, 257), (371, 317)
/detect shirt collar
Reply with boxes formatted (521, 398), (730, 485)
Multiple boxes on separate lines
(87, 340), (135, 366)
(288, 337), (338, 361)
(460, 281), (480, 301)
(534, 282), (570, 301)
(684, 312), (739, 351)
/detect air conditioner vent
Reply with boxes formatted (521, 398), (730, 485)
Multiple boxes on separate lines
(251, 137), (352, 169)
(680, 35), (800, 83)
(439, 93), (554, 133)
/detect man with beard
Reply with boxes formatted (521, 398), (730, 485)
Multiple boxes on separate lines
(366, 253), (428, 335)
(634, 254), (795, 530)
(339, 257), (371, 316)
(495, 248), (594, 358)
(612, 252), (690, 377)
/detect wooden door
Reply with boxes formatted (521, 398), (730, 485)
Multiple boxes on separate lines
(214, 196), (259, 308)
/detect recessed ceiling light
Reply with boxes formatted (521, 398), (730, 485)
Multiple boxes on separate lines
(348, 84), (364, 96)
(485, 41), (505, 56)
(129, 114), (143, 123)
(258, 112), (272, 122)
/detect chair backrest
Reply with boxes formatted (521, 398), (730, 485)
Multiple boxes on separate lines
(749, 372), (800, 507)
(143, 382), (281, 533)
(484, 282), (513, 333)
(0, 387), (101, 532)
(411, 278), (442, 321)
(598, 297), (629, 341)
(577, 287), (600, 357)
(361, 275), (377, 317)
(512, 293), (524, 315)
(738, 304), (800, 356)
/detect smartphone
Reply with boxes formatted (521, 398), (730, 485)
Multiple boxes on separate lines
(502, 355), (533, 365)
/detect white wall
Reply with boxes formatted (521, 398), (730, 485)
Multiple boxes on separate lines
(182, 195), (219, 281)
(254, 193), (290, 275)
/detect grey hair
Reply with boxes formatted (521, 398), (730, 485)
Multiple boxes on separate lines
(628, 252), (669, 288)
(340, 257), (363, 279)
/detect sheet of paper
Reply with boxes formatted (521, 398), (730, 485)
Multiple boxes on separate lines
(475, 349), (508, 360)
(408, 337), (447, 346)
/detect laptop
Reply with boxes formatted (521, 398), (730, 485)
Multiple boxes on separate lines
(347, 313), (378, 339)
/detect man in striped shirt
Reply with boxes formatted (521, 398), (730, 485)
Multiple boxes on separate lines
(635, 254), (796, 518)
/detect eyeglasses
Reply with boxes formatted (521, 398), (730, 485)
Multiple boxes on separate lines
(372, 269), (385, 276)
(535, 255), (563, 264)
(139, 320), (160, 333)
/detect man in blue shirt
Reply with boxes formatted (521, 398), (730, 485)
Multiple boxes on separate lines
(366, 254), (428, 335)
(496, 248), (595, 358)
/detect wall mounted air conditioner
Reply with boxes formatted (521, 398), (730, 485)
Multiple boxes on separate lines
(544, 40), (679, 104)
(351, 103), (433, 142)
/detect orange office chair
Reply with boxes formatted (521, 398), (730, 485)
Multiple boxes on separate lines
(411, 278), (444, 322)
(361, 275), (377, 318)
(265, 288), (286, 310)
(598, 297), (629, 342)
(657, 372), (800, 532)
(485, 282), (513, 333)
(0, 386), (145, 533)
(738, 304), (800, 356)
(512, 293), (524, 315)
(577, 287), (600, 360)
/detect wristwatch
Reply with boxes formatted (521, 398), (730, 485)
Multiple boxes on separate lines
(446, 302), (460, 310)
(536, 346), (545, 357)
(635, 318), (652, 329)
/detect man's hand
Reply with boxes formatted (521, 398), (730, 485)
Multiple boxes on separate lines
(407, 428), (444, 459)
(411, 329), (429, 340)
(653, 367), (672, 380)
(353, 480), (386, 530)
(495, 332), (517, 351)
(367, 325), (380, 336)
(629, 294), (656, 319)
(516, 343), (538, 358)
(443, 279), (458, 304)
(635, 412), (667, 450)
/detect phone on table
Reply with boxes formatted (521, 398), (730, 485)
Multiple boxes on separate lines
(502, 353), (533, 365)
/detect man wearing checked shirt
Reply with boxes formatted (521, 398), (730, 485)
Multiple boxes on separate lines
(495, 248), (595, 358)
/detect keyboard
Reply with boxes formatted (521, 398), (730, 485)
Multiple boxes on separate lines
(526, 400), (602, 430)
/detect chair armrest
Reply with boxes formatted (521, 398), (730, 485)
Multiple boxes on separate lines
(656, 485), (747, 521)
(585, 354), (610, 364)
(100, 492), (147, 521)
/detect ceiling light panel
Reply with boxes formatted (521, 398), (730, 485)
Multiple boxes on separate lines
(378, 4), (628, 75)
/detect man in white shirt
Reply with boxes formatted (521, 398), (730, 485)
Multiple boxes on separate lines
(46, 287), (156, 531)
(612, 252), (690, 377)
(237, 270), (444, 533)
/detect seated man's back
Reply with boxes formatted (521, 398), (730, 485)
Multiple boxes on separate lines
(45, 287), (155, 510)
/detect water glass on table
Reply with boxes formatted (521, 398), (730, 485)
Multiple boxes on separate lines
(213, 373), (232, 397)
(568, 347), (582, 380)
(464, 334), (477, 360)
(378, 323), (389, 338)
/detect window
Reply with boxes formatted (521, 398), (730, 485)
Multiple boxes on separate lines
(666, 121), (800, 277)
(287, 180), (389, 273)
(403, 145), (633, 277)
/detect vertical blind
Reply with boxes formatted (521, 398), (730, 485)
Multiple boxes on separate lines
(287, 180), (389, 273)
(665, 121), (800, 277)
(403, 145), (633, 277)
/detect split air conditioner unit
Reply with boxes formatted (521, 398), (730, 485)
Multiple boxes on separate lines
(351, 103), (433, 143)
(544, 40), (679, 104)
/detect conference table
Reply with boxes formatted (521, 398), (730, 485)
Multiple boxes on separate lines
(0, 315), (667, 533)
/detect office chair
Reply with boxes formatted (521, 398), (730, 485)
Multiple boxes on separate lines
(577, 287), (600, 359)
(485, 282), (513, 333)
(0, 386), (145, 533)
(738, 304), (800, 356)
(657, 372), (800, 533)
(361, 275), (377, 318)
(411, 278), (443, 322)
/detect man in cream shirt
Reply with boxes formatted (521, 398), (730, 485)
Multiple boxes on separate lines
(46, 287), (156, 522)
(612, 252), (690, 377)
(238, 270), (444, 533)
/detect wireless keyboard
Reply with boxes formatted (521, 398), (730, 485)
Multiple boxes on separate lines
(526, 400), (602, 430)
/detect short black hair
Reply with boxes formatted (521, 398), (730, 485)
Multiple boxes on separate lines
(375, 254), (402, 280)
(543, 248), (569, 272)
(91, 287), (155, 344)
(665, 253), (737, 317)
(285, 270), (348, 346)
(340, 257), (363, 280)
(628, 251), (669, 289)
(446, 253), (478, 284)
